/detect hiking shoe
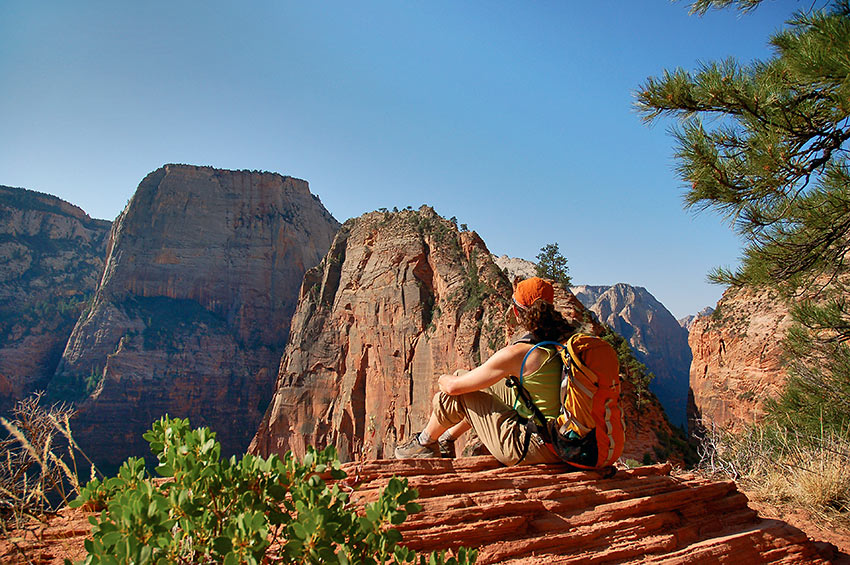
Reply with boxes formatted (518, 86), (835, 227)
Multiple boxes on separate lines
(439, 438), (456, 458)
(394, 433), (440, 459)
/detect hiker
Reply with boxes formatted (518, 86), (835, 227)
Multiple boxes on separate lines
(394, 277), (576, 465)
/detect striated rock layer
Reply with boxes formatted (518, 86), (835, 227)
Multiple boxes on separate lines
(251, 208), (680, 465)
(688, 285), (793, 433)
(572, 283), (692, 429)
(3, 459), (838, 564)
(343, 457), (836, 564)
(0, 186), (110, 414)
(51, 164), (339, 469)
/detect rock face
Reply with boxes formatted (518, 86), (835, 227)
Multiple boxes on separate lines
(342, 458), (836, 564)
(688, 285), (793, 433)
(251, 207), (513, 461)
(252, 210), (681, 465)
(0, 186), (110, 415)
(678, 306), (715, 332)
(571, 284), (692, 429)
(51, 165), (339, 469)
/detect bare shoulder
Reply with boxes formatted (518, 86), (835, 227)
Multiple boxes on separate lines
(487, 342), (545, 375)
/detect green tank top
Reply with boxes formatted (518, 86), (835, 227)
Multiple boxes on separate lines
(513, 346), (561, 420)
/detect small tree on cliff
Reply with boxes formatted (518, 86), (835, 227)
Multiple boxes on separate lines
(535, 243), (572, 287)
(636, 0), (850, 432)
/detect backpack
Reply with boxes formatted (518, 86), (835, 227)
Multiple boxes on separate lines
(507, 333), (625, 473)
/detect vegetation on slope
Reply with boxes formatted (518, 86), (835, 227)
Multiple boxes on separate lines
(638, 0), (850, 521)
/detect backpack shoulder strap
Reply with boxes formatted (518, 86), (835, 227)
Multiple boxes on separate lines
(511, 332), (537, 345)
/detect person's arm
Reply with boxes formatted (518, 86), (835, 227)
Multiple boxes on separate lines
(437, 343), (546, 395)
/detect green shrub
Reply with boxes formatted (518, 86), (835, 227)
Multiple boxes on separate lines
(70, 416), (477, 565)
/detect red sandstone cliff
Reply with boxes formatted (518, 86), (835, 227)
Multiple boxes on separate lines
(50, 165), (339, 469)
(251, 207), (680, 465)
(251, 207), (511, 460)
(0, 186), (110, 415)
(688, 285), (793, 433)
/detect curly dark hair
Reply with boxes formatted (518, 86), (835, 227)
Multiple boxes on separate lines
(518, 299), (577, 342)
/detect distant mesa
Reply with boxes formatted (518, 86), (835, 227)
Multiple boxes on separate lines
(49, 164), (340, 470)
(492, 254), (536, 281)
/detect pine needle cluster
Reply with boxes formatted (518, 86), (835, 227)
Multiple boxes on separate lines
(637, 0), (850, 437)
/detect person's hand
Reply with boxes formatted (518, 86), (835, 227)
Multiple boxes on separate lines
(438, 373), (452, 394)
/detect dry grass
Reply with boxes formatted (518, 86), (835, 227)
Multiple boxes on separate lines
(697, 419), (850, 525)
(0, 393), (97, 533)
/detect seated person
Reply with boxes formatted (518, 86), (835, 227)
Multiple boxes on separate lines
(394, 277), (576, 466)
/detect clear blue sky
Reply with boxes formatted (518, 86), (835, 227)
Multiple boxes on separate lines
(1, 1), (797, 319)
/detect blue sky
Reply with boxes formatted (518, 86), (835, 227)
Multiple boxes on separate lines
(1, 1), (797, 318)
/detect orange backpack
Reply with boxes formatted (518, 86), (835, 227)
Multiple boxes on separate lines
(508, 333), (625, 472)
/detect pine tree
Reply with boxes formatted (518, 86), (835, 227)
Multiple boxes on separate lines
(636, 0), (850, 432)
(535, 243), (572, 287)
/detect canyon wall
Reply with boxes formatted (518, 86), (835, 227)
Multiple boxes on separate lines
(0, 186), (110, 414)
(51, 165), (339, 469)
(251, 208), (680, 465)
(688, 285), (793, 433)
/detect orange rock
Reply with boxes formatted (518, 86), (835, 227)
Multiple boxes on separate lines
(688, 286), (793, 433)
(340, 457), (836, 564)
(50, 165), (339, 469)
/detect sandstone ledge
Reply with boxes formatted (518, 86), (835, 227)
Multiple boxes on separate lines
(342, 457), (836, 564)
(1, 458), (838, 564)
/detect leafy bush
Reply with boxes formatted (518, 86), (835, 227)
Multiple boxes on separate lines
(71, 416), (477, 564)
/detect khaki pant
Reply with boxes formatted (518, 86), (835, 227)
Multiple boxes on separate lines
(432, 378), (562, 466)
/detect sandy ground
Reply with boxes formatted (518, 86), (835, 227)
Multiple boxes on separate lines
(742, 492), (850, 564)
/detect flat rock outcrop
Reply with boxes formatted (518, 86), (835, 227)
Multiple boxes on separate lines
(688, 286), (793, 433)
(343, 457), (836, 564)
(0, 186), (110, 414)
(572, 284), (692, 429)
(252, 209), (681, 465)
(4, 459), (839, 563)
(50, 165), (339, 469)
